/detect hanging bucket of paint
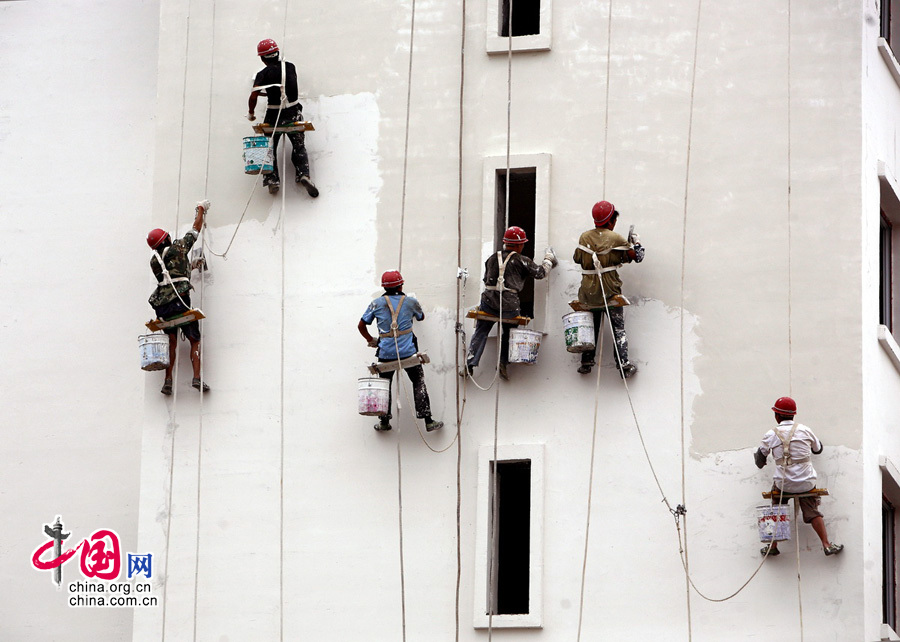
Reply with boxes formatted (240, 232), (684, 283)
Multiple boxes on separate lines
(138, 333), (170, 371)
(756, 504), (792, 542)
(562, 311), (595, 353)
(508, 328), (542, 365)
(242, 135), (273, 174)
(358, 377), (391, 416)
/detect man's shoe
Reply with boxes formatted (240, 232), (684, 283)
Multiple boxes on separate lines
(498, 363), (509, 380)
(160, 379), (173, 395)
(297, 175), (319, 198)
(192, 378), (210, 392)
(578, 362), (594, 375)
(425, 420), (444, 432)
(760, 544), (780, 556)
(620, 363), (638, 379)
(374, 420), (392, 431)
(824, 543), (844, 556)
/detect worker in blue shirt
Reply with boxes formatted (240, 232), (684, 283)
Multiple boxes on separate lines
(358, 270), (443, 432)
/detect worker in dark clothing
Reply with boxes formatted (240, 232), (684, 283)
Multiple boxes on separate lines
(147, 201), (210, 395)
(465, 226), (557, 380)
(358, 270), (443, 432)
(573, 200), (644, 377)
(247, 38), (318, 198)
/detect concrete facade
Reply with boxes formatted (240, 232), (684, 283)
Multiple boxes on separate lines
(3, 0), (899, 640)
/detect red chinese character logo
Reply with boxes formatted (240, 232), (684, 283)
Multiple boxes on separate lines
(79, 529), (121, 580)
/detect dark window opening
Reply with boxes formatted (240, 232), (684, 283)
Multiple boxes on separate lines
(881, 211), (893, 330)
(500, 0), (541, 37)
(488, 459), (531, 616)
(883, 0), (900, 52)
(495, 167), (537, 317)
(885, 496), (896, 629)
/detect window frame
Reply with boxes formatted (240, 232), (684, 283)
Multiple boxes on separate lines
(881, 457), (900, 637)
(480, 153), (552, 330)
(486, 0), (552, 54)
(473, 444), (544, 629)
(878, 162), (900, 373)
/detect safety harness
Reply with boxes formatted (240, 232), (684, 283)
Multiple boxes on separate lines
(577, 242), (632, 276)
(378, 295), (413, 340)
(253, 61), (300, 111)
(773, 422), (810, 467)
(484, 251), (517, 293)
(152, 245), (191, 294)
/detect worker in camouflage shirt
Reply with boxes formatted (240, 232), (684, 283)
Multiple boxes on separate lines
(146, 201), (209, 395)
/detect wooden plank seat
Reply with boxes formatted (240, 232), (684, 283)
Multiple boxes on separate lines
(761, 488), (829, 500)
(465, 308), (531, 326)
(367, 352), (431, 375)
(568, 295), (631, 312)
(145, 308), (205, 332)
(252, 121), (315, 134)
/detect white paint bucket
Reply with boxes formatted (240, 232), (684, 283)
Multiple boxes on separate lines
(508, 328), (542, 365)
(138, 334), (170, 372)
(756, 504), (792, 542)
(562, 311), (595, 353)
(358, 377), (390, 416)
(243, 135), (273, 174)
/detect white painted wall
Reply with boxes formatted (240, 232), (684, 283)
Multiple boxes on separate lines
(3, 0), (884, 640)
(0, 1), (159, 640)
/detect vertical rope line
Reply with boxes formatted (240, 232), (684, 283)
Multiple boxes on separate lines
(454, 0), (467, 638)
(488, 4), (514, 638)
(278, 7), (288, 640)
(161, 10), (193, 642)
(398, 0), (418, 271)
(787, 0), (793, 396)
(396, 437), (408, 642)
(678, 1), (703, 639)
(203, 2), (216, 195)
(794, 499), (804, 641)
(576, 318), (605, 641)
(601, 0), (613, 195)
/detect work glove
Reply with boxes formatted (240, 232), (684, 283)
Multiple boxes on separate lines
(630, 232), (641, 246)
(367, 338), (380, 348)
(754, 448), (767, 469)
(196, 199), (211, 212)
(247, 112), (256, 121)
(542, 247), (558, 271)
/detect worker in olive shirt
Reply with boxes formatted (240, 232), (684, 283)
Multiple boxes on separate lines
(247, 38), (318, 198)
(465, 226), (557, 380)
(147, 201), (210, 395)
(573, 200), (644, 377)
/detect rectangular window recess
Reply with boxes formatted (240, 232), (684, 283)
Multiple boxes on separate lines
(882, 212), (893, 331)
(878, 162), (900, 349)
(480, 154), (551, 331)
(486, 0), (552, 53)
(883, 458), (900, 635)
(474, 444), (543, 629)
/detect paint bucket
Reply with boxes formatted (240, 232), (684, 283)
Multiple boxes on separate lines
(562, 311), (595, 353)
(508, 328), (542, 365)
(756, 505), (792, 542)
(358, 377), (390, 416)
(242, 135), (273, 174)
(138, 334), (170, 371)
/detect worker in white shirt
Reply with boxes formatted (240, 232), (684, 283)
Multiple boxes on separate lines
(754, 396), (843, 557)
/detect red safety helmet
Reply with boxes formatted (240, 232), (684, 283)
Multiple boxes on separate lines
(592, 200), (616, 226)
(257, 39), (279, 57)
(771, 396), (797, 416)
(502, 226), (528, 245)
(147, 228), (170, 250)
(381, 270), (404, 288)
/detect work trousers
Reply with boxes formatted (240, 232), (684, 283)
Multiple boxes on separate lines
(378, 364), (432, 420)
(467, 318), (512, 368)
(581, 306), (629, 366)
(264, 106), (311, 182)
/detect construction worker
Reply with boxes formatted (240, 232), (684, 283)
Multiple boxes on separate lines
(573, 200), (644, 377)
(465, 226), (557, 380)
(147, 201), (210, 395)
(358, 270), (443, 432)
(247, 38), (319, 198)
(754, 396), (843, 557)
